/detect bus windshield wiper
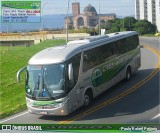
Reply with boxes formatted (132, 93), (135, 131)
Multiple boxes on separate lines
(41, 68), (53, 99)
(32, 74), (41, 98)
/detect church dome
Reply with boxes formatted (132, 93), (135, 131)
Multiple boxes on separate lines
(84, 4), (97, 15)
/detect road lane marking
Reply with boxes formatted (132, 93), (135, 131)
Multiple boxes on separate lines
(59, 46), (160, 124)
(151, 114), (160, 120)
(0, 111), (29, 124)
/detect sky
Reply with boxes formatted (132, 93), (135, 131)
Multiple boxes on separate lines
(41, 0), (135, 17)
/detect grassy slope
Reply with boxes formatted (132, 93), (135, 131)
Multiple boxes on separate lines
(0, 39), (65, 119)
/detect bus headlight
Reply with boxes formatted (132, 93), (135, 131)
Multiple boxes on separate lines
(26, 99), (32, 106)
(60, 110), (64, 114)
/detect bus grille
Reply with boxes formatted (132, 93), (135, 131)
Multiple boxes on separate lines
(32, 106), (54, 109)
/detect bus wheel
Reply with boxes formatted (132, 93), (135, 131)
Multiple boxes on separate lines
(84, 91), (92, 107)
(126, 67), (131, 81)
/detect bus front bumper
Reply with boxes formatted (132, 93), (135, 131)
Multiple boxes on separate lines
(26, 97), (70, 116)
(27, 103), (69, 116)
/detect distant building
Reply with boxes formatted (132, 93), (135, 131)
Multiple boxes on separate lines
(135, 0), (160, 32)
(64, 2), (116, 30)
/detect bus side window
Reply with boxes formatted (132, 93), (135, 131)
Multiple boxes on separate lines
(114, 43), (119, 56)
(67, 53), (81, 91)
(108, 43), (117, 59)
(128, 35), (139, 49)
(83, 49), (98, 72)
(116, 40), (124, 55)
(100, 43), (113, 61)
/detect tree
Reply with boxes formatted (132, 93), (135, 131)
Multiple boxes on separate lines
(120, 17), (137, 31)
(110, 25), (120, 33)
(134, 20), (156, 34)
(100, 21), (112, 30)
(99, 17), (138, 32)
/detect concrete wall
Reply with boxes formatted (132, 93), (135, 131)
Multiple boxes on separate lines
(0, 33), (90, 46)
(0, 40), (34, 46)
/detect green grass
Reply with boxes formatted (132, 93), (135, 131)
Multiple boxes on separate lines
(0, 39), (65, 119)
(140, 34), (158, 37)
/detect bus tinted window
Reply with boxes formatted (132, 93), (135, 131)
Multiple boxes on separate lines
(83, 34), (139, 72)
(116, 35), (139, 55)
(83, 43), (116, 72)
(130, 35), (139, 49)
(83, 48), (98, 71)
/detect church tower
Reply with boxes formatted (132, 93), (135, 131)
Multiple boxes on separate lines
(72, 2), (80, 17)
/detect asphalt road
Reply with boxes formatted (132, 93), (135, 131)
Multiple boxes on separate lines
(140, 37), (160, 50)
(1, 37), (160, 124)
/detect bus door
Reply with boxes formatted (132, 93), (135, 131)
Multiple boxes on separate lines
(67, 53), (81, 111)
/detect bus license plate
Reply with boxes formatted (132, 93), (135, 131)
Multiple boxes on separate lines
(39, 112), (48, 115)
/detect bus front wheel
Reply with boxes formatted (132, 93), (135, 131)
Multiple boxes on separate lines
(126, 67), (131, 81)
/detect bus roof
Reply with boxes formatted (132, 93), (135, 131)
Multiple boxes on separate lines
(29, 31), (138, 65)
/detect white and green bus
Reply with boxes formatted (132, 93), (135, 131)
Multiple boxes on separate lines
(17, 31), (141, 116)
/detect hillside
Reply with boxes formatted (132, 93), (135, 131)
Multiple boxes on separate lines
(0, 39), (65, 118)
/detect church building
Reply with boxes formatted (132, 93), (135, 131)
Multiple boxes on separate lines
(64, 2), (116, 29)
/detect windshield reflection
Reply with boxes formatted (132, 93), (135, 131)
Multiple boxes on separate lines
(26, 64), (65, 99)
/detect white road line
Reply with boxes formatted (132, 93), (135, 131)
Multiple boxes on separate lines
(151, 114), (160, 120)
(0, 111), (29, 123)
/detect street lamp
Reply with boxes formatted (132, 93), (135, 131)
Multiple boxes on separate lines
(41, 2), (48, 31)
(66, 0), (70, 43)
(123, 19), (125, 31)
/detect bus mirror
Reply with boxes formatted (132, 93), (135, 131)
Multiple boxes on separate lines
(68, 63), (73, 81)
(17, 66), (27, 83)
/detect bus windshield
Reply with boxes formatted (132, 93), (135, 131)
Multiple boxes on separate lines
(26, 64), (65, 99)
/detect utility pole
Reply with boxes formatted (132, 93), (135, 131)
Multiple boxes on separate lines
(98, 0), (101, 35)
(66, 0), (70, 43)
(123, 19), (125, 31)
(41, 2), (48, 31)
(129, 17), (131, 31)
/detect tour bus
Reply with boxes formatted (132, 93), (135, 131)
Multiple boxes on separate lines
(17, 31), (141, 116)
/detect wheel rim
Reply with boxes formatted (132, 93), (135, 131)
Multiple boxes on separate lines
(84, 95), (90, 106)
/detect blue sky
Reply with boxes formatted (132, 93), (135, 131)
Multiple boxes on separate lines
(42, 0), (135, 16)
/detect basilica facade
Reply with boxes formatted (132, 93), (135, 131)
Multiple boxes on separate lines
(64, 2), (116, 30)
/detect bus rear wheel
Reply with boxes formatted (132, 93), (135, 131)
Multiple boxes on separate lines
(84, 91), (92, 107)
